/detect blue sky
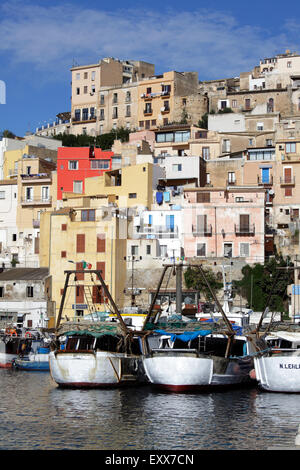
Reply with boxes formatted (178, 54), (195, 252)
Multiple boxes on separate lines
(0, 0), (300, 137)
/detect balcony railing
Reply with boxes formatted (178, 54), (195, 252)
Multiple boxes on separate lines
(234, 224), (255, 236)
(280, 176), (295, 185)
(258, 175), (273, 185)
(192, 224), (212, 237)
(21, 197), (52, 206)
(136, 225), (179, 239)
(72, 115), (96, 124)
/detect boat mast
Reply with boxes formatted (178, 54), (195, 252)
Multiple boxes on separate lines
(56, 269), (129, 334)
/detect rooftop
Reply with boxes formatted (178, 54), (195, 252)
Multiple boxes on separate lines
(0, 268), (49, 281)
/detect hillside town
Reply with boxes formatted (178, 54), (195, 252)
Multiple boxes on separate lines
(1, 49), (300, 330)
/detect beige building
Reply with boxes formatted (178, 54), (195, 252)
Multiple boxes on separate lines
(137, 71), (204, 131)
(16, 156), (57, 267)
(70, 57), (155, 136)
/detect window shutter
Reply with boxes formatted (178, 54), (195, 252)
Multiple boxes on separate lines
(76, 234), (85, 253)
(97, 234), (106, 252)
(96, 261), (105, 280)
(76, 285), (84, 303)
(76, 262), (84, 280)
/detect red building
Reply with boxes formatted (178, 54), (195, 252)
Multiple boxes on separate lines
(57, 146), (113, 200)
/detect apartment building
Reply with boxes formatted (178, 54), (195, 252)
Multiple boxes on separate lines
(137, 71), (201, 131)
(70, 57), (154, 136)
(16, 155), (57, 267)
(183, 187), (266, 264)
(57, 146), (113, 200)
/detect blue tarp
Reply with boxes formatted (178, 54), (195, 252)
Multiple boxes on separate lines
(154, 329), (212, 342)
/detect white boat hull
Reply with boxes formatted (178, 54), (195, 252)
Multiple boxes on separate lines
(254, 354), (300, 392)
(49, 350), (139, 388)
(142, 352), (252, 391)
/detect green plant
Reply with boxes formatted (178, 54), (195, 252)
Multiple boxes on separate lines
(184, 266), (223, 301)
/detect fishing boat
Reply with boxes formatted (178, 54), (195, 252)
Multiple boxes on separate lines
(253, 328), (300, 392)
(139, 263), (262, 392)
(248, 265), (300, 392)
(0, 328), (37, 368)
(13, 337), (51, 371)
(49, 268), (145, 388)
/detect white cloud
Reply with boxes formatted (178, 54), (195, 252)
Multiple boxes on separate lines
(0, 1), (297, 80)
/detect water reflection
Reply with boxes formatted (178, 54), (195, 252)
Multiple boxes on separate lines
(0, 369), (299, 450)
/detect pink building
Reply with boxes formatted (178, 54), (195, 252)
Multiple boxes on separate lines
(183, 187), (266, 264)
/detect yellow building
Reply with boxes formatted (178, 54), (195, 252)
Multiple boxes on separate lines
(137, 71), (200, 131)
(40, 163), (162, 327)
(3, 144), (57, 180)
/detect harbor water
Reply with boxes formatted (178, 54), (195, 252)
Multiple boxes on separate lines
(0, 368), (299, 451)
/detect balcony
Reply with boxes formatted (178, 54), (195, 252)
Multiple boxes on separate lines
(21, 173), (52, 183)
(192, 224), (212, 237)
(280, 176), (295, 185)
(257, 175), (273, 185)
(144, 108), (153, 116)
(136, 224), (179, 239)
(234, 224), (255, 236)
(21, 197), (52, 206)
(72, 115), (96, 124)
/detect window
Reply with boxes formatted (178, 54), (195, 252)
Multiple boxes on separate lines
(100, 109), (105, 120)
(90, 107), (95, 118)
(131, 245), (139, 256)
(257, 122), (264, 131)
(0, 287), (3, 298)
(162, 84), (171, 94)
(285, 142), (296, 153)
(222, 139), (230, 152)
(202, 147), (210, 160)
(82, 108), (88, 120)
(145, 102), (152, 114)
(224, 243), (233, 257)
(76, 88), (80, 95)
(232, 99), (237, 108)
(81, 209), (95, 221)
(129, 193), (137, 198)
(126, 91), (131, 102)
(12, 233), (17, 241)
(84, 86), (88, 94)
(172, 164), (182, 172)
(96, 261), (105, 280)
(41, 186), (49, 201)
(206, 173), (210, 184)
(26, 187), (33, 201)
(146, 87), (152, 94)
(245, 98), (251, 109)
(74, 109), (80, 121)
(126, 105), (131, 117)
(139, 121), (144, 128)
(197, 192), (210, 203)
(91, 71), (95, 81)
(84, 72), (88, 79)
(73, 181), (83, 194)
(113, 107), (118, 119)
(69, 160), (78, 170)
(240, 243), (249, 257)
(287, 61), (292, 68)
(76, 234), (85, 253)
(90, 160), (110, 169)
(266, 139), (273, 146)
(285, 187), (292, 197)
(26, 286), (33, 298)
(76, 73), (80, 80)
(113, 93), (118, 103)
(159, 245), (167, 257)
(163, 100), (170, 111)
(197, 243), (206, 257)
(228, 172), (236, 184)
(146, 245), (151, 255)
(61, 251), (66, 258)
(100, 94), (105, 105)
(61, 224), (67, 231)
